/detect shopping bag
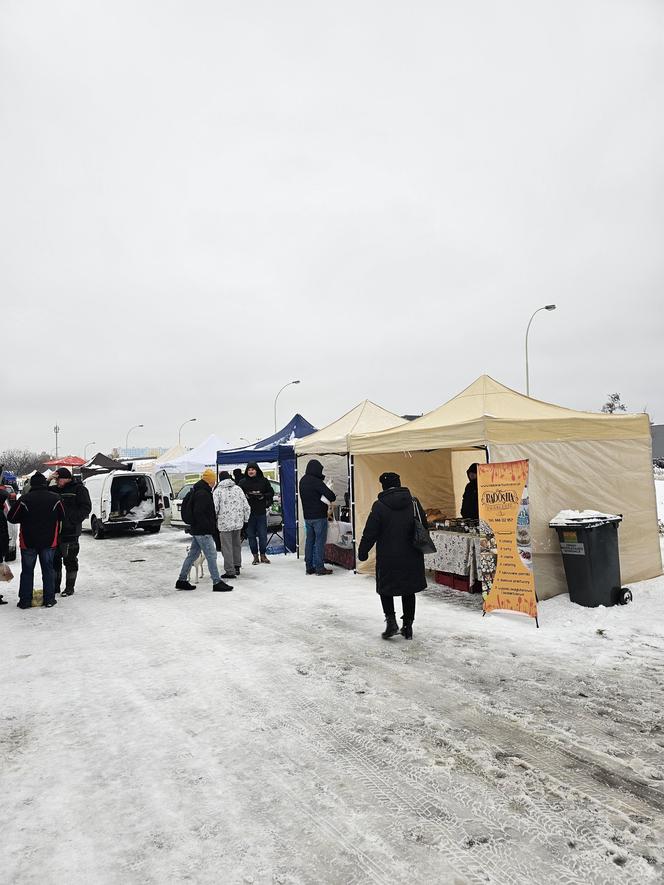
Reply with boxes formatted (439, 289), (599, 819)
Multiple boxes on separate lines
(0, 563), (13, 582)
(326, 520), (342, 546)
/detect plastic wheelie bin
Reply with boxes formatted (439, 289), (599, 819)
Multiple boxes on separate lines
(549, 512), (632, 607)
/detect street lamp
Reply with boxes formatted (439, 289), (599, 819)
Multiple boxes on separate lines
(53, 424), (60, 459)
(84, 441), (96, 461)
(525, 305), (556, 396)
(274, 380), (300, 432)
(178, 417), (197, 446)
(125, 424), (144, 452)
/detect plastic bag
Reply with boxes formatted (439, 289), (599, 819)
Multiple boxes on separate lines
(0, 563), (13, 582)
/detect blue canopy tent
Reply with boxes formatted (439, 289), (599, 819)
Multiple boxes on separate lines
(217, 414), (316, 553)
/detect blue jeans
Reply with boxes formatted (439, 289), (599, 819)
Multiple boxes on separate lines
(246, 513), (268, 555)
(19, 547), (56, 606)
(179, 535), (221, 583)
(305, 518), (328, 572)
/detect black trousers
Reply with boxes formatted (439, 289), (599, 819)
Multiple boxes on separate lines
(380, 593), (416, 623)
(53, 540), (80, 593)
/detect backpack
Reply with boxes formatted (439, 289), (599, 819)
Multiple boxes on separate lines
(180, 489), (194, 525)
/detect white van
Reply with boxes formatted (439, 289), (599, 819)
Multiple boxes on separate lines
(82, 470), (171, 539)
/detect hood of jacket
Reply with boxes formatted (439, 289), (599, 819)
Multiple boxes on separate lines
(378, 486), (412, 511)
(305, 459), (324, 479)
(193, 479), (212, 494)
(218, 478), (236, 490)
(245, 462), (264, 478)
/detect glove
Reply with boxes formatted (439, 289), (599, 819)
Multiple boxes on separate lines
(357, 551), (368, 562)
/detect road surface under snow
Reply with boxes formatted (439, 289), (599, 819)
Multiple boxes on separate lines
(1, 528), (664, 884)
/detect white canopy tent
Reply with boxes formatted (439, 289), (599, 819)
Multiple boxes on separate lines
(157, 435), (227, 474)
(349, 376), (662, 599)
(294, 401), (405, 555)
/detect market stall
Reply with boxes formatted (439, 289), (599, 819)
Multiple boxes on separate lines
(294, 401), (405, 568)
(349, 375), (662, 600)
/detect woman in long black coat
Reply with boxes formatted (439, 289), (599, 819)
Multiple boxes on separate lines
(357, 472), (428, 640)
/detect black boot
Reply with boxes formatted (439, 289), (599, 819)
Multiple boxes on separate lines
(381, 617), (400, 639)
(400, 619), (413, 640)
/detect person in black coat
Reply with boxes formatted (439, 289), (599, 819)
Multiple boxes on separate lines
(239, 462), (274, 564)
(6, 472), (65, 609)
(357, 472), (428, 640)
(175, 469), (232, 593)
(49, 467), (92, 596)
(460, 463), (479, 521)
(299, 459), (336, 575)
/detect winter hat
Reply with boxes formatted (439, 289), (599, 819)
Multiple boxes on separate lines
(246, 461), (261, 473)
(55, 467), (73, 479)
(466, 463), (479, 479)
(201, 468), (216, 485)
(218, 470), (231, 481)
(379, 472), (401, 490)
(30, 472), (47, 488)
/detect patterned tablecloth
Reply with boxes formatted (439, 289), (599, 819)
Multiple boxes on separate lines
(424, 530), (482, 584)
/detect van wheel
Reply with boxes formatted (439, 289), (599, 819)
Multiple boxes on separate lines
(91, 517), (104, 540)
(144, 526), (161, 534)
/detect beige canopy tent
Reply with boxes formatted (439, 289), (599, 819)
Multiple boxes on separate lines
(294, 401), (405, 553)
(349, 375), (661, 599)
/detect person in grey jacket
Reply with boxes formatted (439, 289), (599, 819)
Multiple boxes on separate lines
(213, 471), (250, 579)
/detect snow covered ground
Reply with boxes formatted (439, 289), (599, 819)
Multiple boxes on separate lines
(2, 528), (664, 885)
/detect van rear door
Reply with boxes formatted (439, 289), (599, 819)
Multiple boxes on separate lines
(154, 469), (173, 515)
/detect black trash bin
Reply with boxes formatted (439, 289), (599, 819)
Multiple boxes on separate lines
(549, 513), (632, 607)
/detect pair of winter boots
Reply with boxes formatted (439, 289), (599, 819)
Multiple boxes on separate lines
(381, 617), (413, 640)
(306, 567), (333, 576)
(252, 554), (270, 565)
(175, 579), (233, 593)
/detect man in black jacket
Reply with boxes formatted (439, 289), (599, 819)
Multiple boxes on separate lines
(50, 468), (92, 596)
(239, 462), (274, 564)
(7, 472), (65, 609)
(460, 463), (479, 521)
(175, 469), (232, 592)
(299, 459), (336, 575)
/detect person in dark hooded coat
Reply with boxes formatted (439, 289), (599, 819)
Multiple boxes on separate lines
(239, 462), (274, 564)
(299, 459), (336, 575)
(357, 472), (428, 640)
(460, 463), (479, 521)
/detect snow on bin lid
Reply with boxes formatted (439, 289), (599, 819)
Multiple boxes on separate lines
(549, 509), (622, 526)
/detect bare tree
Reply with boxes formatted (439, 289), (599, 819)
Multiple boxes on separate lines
(0, 449), (53, 475)
(601, 393), (627, 414)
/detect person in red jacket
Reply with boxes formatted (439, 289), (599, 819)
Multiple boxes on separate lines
(6, 472), (64, 609)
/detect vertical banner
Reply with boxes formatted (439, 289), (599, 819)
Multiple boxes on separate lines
(478, 460), (538, 623)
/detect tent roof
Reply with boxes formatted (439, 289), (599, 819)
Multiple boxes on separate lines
(155, 444), (186, 465)
(43, 456), (86, 467)
(217, 414), (316, 466)
(158, 434), (228, 472)
(295, 400), (405, 455)
(349, 375), (651, 453)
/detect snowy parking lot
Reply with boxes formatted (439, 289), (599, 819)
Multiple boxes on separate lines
(2, 528), (664, 885)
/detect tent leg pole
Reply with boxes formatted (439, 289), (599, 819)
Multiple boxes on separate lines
(295, 457), (300, 559)
(350, 453), (357, 573)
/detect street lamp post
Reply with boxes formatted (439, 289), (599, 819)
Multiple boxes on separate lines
(84, 441), (96, 461)
(178, 418), (197, 446)
(125, 424), (144, 453)
(525, 305), (556, 396)
(53, 424), (60, 459)
(274, 380), (301, 432)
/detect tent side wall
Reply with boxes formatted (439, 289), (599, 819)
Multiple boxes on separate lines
(491, 437), (662, 600)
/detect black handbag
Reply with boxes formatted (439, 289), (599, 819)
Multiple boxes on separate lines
(412, 497), (436, 554)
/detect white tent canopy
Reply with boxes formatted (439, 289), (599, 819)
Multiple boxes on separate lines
(155, 444), (186, 466)
(157, 435), (227, 473)
(349, 376), (662, 599)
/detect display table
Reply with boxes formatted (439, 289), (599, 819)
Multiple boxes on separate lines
(425, 530), (482, 591)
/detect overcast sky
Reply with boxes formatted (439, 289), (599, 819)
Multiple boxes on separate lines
(1, 0), (663, 456)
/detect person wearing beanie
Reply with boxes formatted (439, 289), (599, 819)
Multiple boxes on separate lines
(49, 467), (91, 596)
(6, 472), (65, 609)
(460, 463), (480, 521)
(239, 462), (274, 564)
(213, 471), (251, 578)
(232, 468), (243, 486)
(357, 471), (428, 640)
(176, 469), (232, 593)
(298, 459), (336, 576)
